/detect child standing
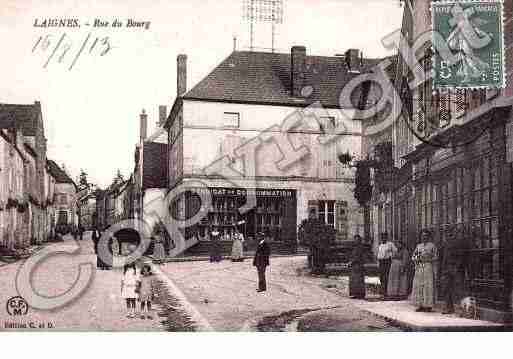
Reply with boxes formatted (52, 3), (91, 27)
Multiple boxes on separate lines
(121, 264), (139, 318)
(139, 265), (156, 319)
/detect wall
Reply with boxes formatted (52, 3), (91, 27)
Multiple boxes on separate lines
(0, 132), (26, 249)
(181, 100), (362, 181)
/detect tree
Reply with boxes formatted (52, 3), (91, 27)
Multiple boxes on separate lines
(299, 218), (336, 274)
(354, 161), (373, 242)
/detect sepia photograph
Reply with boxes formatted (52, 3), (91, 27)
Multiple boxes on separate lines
(1, 0), (512, 348)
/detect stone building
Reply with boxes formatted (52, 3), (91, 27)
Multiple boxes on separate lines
(47, 160), (78, 232)
(0, 122), (29, 249)
(0, 102), (49, 243)
(77, 193), (96, 230)
(389, 0), (513, 323)
(164, 48), (392, 245)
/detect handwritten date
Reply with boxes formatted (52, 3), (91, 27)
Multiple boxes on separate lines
(32, 32), (114, 70)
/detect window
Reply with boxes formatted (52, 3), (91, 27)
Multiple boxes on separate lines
(223, 112), (240, 128)
(319, 117), (336, 133)
(470, 157), (500, 280)
(318, 200), (336, 228)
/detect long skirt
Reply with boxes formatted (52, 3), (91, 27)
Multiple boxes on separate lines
(349, 264), (366, 298)
(411, 262), (435, 308)
(210, 241), (222, 262)
(387, 259), (408, 298)
(231, 240), (244, 261)
(153, 242), (166, 262)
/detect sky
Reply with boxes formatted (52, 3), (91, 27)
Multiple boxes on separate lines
(0, 0), (403, 188)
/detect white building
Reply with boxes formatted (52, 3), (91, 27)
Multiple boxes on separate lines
(164, 47), (385, 243)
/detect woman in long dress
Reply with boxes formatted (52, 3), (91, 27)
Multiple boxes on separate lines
(387, 241), (410, 300)
(231, 225), (245, 262)
(411, 229), (438, 312)
(349, 235), (366, 299)
(153, 235), (166, 265)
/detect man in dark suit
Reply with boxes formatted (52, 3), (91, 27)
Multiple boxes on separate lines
(253, 233), (271, 292)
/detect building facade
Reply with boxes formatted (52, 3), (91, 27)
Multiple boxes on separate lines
(47, 160), (78, 232)
(1, 102), (57, 249)
(0, 126), (28, 249)
(389, 0), (513, 322)
(164, 48), (389, 244)
(78, 193), (96, 230)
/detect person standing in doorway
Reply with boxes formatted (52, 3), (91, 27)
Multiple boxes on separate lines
(253, 232), (271, 292)
(377, 232), (396, 299)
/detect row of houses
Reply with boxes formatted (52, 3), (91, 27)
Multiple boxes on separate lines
(362, 0), (513, 323)
(92, 177), (135, 231)
(0, 102), (78, 251)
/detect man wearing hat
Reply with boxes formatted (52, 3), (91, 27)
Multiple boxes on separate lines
(253, 231), (271, 292)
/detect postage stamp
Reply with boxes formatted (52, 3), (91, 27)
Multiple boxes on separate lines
(432, 0), (505, 89)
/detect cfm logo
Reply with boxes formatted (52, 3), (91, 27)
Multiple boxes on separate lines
(6, 296), (29, 316)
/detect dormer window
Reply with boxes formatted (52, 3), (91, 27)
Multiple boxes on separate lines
(223, 112), (240, 128)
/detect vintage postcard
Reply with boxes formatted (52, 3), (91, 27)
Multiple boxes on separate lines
(1, 0), (513, 335)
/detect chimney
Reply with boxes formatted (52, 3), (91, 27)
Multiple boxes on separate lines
(345, 49), (361, 73)
(139, 109), (147, 142)
(291, 46), (306, 97)
(177, 54), (187, 97)
(158, 105), (167, 127)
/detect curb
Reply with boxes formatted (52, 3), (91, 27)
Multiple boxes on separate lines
(148, 262), (214, 331)
(161, 253), (308, 263)
(353, 303), (511, 332)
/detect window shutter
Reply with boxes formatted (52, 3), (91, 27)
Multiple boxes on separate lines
(454, 89), (466, 118)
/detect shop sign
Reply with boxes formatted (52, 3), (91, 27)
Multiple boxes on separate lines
(188, 187), (295, 198)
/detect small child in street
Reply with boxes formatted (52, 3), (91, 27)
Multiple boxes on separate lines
(121, 264), (139, 318)
(138, 264), (157, 319)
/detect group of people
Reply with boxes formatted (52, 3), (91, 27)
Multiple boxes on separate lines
(208, 225), (245, 263)
(121, 263), (157, 319)
(350, 229), (461, 314)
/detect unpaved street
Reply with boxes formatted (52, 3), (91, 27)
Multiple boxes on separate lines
(159, 257), (399, 331)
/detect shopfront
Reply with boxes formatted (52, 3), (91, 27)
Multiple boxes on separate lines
(402, 106), (513, 322)
(176, 186), (297, 243)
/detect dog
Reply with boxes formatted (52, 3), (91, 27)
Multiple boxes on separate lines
(459, 296), (478, 319)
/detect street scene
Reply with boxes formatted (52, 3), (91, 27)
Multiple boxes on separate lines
(1, 0), (513, 335)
